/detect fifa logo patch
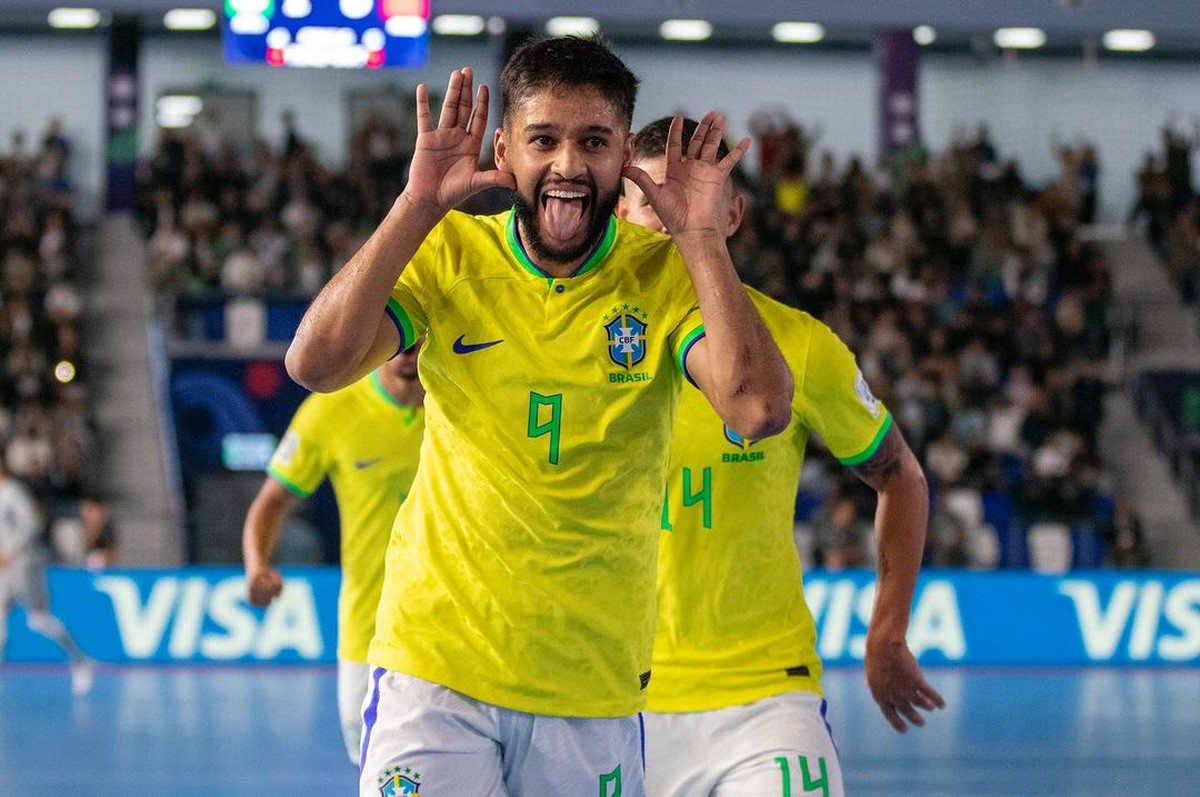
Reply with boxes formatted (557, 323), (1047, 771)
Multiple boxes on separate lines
(378, 766), (421, 796)
(854, 371), (881, 418)
(603, 305), (649, 369)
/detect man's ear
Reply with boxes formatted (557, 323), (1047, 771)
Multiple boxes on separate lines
(622, 132), (633, 168)
(725, 191), (746, 237)
(494, 128), (511, 172)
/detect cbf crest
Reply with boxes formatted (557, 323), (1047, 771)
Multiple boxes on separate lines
(378, 766), (421, 796)
(603, 304), (649, 369)
(723, 424), (757, 449)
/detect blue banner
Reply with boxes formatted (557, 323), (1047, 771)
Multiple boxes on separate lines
(6, 567), (337, 664)
(5, 568), (1200, 666)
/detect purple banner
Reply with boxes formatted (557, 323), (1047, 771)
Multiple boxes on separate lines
(876, 29), (920, 160)
(104, 18), (139, 212)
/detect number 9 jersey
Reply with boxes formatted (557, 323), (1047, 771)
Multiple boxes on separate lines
(372, 209), (704, 717)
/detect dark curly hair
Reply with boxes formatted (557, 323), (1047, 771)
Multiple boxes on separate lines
(500, 35), (639, 128)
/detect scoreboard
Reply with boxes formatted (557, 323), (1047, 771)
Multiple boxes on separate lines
(222, 0), (430, 69)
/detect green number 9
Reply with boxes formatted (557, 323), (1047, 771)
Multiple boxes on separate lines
(527, 391), (563, 465)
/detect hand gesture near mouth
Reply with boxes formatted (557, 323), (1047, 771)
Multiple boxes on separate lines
(402, 67), (516, 217)
(622, 112), (749, 243)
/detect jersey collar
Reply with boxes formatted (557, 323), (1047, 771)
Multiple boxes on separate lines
(504, 207), (617, 285)
(369, 370), (420, 424)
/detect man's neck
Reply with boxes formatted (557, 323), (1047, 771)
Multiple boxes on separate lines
(377, 373), (424, 407)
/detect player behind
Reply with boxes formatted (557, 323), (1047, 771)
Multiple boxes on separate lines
(285, 35), (793, 797)
(242, 347), (424, 765)
(0, 457), (93, 695)
(620, 117), (944, 797)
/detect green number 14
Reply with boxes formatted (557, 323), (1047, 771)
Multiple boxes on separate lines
(660, 466), (713, 531)
(775, 755), (829, 797)
(528, 391), (563, 465)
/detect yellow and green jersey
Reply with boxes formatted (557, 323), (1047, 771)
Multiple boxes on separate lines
(650, 289), (891, 712)
(268, 371), (424, 663)
(373, 209), (704, 717)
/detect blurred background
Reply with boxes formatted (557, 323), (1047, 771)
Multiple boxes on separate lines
(2, 2), (1200, 793)
(0, 0), (1196, 576)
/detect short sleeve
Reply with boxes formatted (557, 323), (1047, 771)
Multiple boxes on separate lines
(662, 249), (705, 387)
(386, 222), (442, 353)
(267, 396), (330, 497)
(799, 321), (892, 465)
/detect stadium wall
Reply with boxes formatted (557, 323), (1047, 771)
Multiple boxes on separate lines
(6, 33), (1200, 223)
(6, 568), (1199, 667)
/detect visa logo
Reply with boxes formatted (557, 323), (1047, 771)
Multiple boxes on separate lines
(804, 578), (965, 662)
(1059, 580), (1200, 662)
(94, 575), (324, 661)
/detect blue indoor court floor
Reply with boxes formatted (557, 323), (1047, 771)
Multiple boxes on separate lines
(1, 665), (1196, 796)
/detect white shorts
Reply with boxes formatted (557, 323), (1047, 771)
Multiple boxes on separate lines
(359, 669), (645, 797)
(338, 660), (372, 766)
(644, 691), (843, 797)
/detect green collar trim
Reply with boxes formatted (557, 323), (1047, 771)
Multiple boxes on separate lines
(504, 207), (617, 286)
(369, 370), (419, 424)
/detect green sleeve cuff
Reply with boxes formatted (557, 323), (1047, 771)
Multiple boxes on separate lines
(675, 325), (706, 387)
(837, 411), (894, 466)
(268, 466), (315, 498)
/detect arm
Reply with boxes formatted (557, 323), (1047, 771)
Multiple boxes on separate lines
(242, 477), (301, 607)
(850, 423), (946, 732)
(0, 487), (40, 565)
(286, 67), (515, 392)
(628, 114), (792, 439)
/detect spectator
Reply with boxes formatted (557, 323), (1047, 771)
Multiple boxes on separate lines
(79, 490), (117, 569)
(812, 490), (874, 570)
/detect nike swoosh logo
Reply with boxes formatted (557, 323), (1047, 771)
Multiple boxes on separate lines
(354, 458), (382, 470)
(452, 335), (504, 355)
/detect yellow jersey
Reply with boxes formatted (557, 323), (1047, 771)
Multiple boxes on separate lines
(372, 209), (704, 717)
(268, 370), (424, 663)
(650, 289), (892, 712)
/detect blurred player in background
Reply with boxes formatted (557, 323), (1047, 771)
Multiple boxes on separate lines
(620, 117), (944, 797)
(287, 35), (792, 797)
(242, 346), (424, 765)
(0, 457), (92, 696)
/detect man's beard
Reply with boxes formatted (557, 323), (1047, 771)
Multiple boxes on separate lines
(511, 183), (620, 267)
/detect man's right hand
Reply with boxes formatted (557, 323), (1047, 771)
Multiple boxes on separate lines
(400, 67), (516, 216)
(247, 567), (283, 607)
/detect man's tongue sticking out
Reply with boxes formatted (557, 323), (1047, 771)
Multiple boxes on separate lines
(542, 188), (589, 247)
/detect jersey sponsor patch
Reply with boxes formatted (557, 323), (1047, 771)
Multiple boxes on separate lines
(854, 371), (880, 418)
(272, 430), (301, 467)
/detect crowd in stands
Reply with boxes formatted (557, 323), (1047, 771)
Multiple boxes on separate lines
(741, 119), (1128, 572)
(135, 105), (1142, 572)
(0, 119), (112, 566)
(1131, 117), (1200, 316)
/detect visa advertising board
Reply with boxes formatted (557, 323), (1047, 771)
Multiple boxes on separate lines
(5, 569), (1199, 666)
